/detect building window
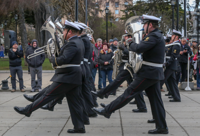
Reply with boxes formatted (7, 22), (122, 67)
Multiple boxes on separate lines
(115, 2), (119, 8)
(106, 2), (109, 7)
(115, 18), (119, 22)
(124, 2), (128, 6)
(115, 10), (119, 14)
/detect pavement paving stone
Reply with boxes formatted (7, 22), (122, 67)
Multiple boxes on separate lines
(0, 73), (200, 136)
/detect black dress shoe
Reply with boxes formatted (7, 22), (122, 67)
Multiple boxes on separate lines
(91, 91), (104, 99)
(88, 113), (98, 118)
(100, 103), (107, 108)
(168, 96), (173, 99)
(165, 94), (171, 96)
(92, 107), (111, 119)
(148, 128), (168, 134)
(132, 109), (147, 113)
(147, 119), (155, 123)
(23, 94), (34, 102)
(14, 106), (31, 117)
(169, 99), (181, 102)
(67, 128), (86, 133)
(84, 120), (90, 125)
(41, 104), (54, 111)
(129, 101), (136, 104)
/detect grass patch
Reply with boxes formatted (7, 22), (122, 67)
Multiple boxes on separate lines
(0, 58), (53, 70)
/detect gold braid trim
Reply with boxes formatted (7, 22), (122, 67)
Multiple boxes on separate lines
(55, 57), (58, 66)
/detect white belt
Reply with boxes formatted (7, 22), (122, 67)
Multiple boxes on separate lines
(88, 62), (91, 64)
(122, 60), (128, 63)
(84, 58), (88, 62)
(166, 56), (177, 60)
(142, 61), (163, 68)
(57, 64), (80, 68)
(81, 61), (84, 65)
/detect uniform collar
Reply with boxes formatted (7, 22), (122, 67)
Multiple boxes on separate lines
(68, 35), (78, 41)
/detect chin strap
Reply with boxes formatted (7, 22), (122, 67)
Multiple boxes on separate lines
(146, 22), (150, 34)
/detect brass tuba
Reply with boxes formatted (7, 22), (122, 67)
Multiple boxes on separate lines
(27, 16), (64, 69)
(125, 16), (144, 73)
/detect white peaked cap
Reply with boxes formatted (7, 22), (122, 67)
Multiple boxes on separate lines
(74, 21), (88, 29)
(172, 29), (182, 36)
(64, 20), (80, 30)
(142, 14), (161, 22)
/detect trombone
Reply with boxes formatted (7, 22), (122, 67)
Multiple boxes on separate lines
(27, 46), (46, 59)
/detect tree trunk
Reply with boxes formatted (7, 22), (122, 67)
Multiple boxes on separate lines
(18, 5), (28, 65)
(34, 0), (57, 47)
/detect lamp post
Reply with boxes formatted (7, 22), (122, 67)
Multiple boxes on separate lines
(4, 20), (7, 30)
(75, 0), (78, 21)
(105, 7), (109, 43)
(184, 0), (187, 37)
(171, 0), (175, 30)
(176, 0), (179, 30)
(197, 9), (200, 45)
(14, 14), (18, 42)
(110, 18), (113, 39)
(85, 0), (88, 24)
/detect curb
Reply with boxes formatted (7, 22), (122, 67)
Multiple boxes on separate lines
(0, 70), (55, 73)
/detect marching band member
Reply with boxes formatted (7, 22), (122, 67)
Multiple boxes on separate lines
(14, 20), (86, 133)
(161, 30), (181, 102)
(92, 15), (168, 134)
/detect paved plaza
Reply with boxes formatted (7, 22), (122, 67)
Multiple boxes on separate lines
(0, 72), (200, 136)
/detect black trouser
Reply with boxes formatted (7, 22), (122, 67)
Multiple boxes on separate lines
(165, 81), (172, 95)
(98, 69), (132, 97)
(160, 69), (181, 101)
(179, 62), (187, 82)
(24, 82), (84, 129)
(104, 76), (167, 129)
(46, 86), (89, 124)
(135, 92), (147, 110)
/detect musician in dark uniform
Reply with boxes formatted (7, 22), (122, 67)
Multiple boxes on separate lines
(92, 15), (168, 134)
(161, 29), (181, 102)
(28, 22), (98, 119)
(14, 21), (86, 133)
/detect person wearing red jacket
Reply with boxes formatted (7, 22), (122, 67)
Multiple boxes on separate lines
(193, 46), (200, 89)
(91, 38), (103, 89)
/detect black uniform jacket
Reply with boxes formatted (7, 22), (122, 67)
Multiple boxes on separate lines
(81, 34), (91, 59)
(51, 36), (83, 85)
(166, 41), (181, 71)
(129, 28), (165, 80)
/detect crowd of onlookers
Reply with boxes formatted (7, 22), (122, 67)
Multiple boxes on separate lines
(2, 36), (200, 92)
(3, 40), (45, 92)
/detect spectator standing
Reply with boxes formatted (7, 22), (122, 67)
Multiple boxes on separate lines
(179, 38), (192, 82)
(110, 38), (118, 52)
(92, 38), (103, 89)
(8, 41), (25, 92)
(26, 39), (45, 92)
(108, 39), (113, 47)
(0, 44), (5, 58)
(98, 43), (114, 88)
(193, 45), (200, 89)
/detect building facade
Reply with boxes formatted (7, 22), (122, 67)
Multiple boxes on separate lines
(96, 0), (133, 21)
